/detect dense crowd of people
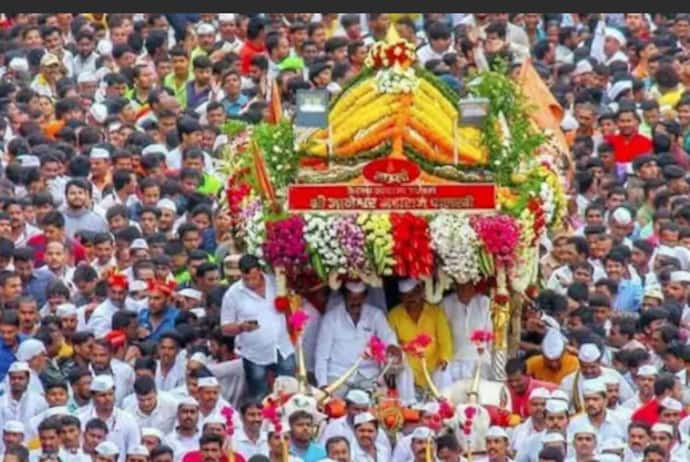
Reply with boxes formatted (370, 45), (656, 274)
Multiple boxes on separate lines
(0, 10), (690, 462)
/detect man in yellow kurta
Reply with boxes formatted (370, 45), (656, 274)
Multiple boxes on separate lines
(388, 278), (453, 390)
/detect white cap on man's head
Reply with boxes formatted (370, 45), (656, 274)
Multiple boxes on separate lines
(142, 427), (163, 439)
(16, 339), (46, 361)
(651, 423), (674, 436)
(3, 421), (24, 434)
(345, 281), (366, 294)
(90, 375), (115, 392)
(411, 426), (433, 440)
(660, 397), (683, 412)
(637, 364), (657, 377)
(605, 27), (626, 46)
(198, 377), (220, 388)
(179, 288), (203, 300)
(95, 441), (119, 457)
(57, 303), (77, 318)
(529, 387), (551, 401)
(90, 147), (110, 160)
(545, 399), (568, 415)
(542, 328), (565, 359)
(8, 361), (30, 374)
(485, 426), (508, 439)
(578, 343), (601, 363)
(157, 198), (177, 212)
(353, 412), (377, 426)
(345, 389), (371, 406)
(398, 278), (419, 294)
(582, 378), (606, 397)
(670, 271), (690, 284)
(218, 13), (236, 23)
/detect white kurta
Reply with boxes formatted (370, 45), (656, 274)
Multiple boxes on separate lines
(314, 302), (397, 387)
(165, 429), (201, 462)
(0, 390), (48, 432)
(232, 427), (269, 460)
(122, 390), (180, 435)
(77, 407), (141, 462)
(318, 416), (392, 455)
(441, 293), (491, 380)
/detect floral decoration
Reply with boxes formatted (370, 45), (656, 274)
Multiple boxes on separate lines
(429, 214), (482, 284)
(390, 213), (433, 278)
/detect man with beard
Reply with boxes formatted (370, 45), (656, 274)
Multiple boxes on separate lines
(62, 179), (107, 239)
(625, 367), (658, 416)
(164, 397), (202, 462)
(0, 361), (48, 428)
(137, 281), (179, 342)
(350, 412), (389, 462)
(197, 375), (234, 427)
(121, 375), (177, 435)
(559, 343), (634, 412)
(70, 30), (98, 77)
(154, 332), (185, 392)
(86, 272), (129, 338)
(66, 366), (92, 413)
(516, 399), (570, 462)
(567, 378), (626, 443)
(77, 375), (140, 462)
(319, 389), (391, 457)
(90, 339), (135, 407)
(512, 388), (550, 454)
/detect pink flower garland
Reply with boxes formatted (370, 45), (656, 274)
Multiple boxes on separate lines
(262, 216), (310, 269)
(471, 215), (520, 267)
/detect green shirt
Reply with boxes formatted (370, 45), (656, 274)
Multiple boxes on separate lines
(198, 172), (223, 196)
(163, 72), (192, 109)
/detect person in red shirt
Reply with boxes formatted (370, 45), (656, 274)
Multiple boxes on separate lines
(505, 357), (557, 419)
(239, 17), (267, 75)
(181, 430), (245, 462)
(605, 104), (653, 165)
(26, 210), (86, 267)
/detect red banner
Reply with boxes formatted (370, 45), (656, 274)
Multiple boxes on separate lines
(287, 183), (496, 212)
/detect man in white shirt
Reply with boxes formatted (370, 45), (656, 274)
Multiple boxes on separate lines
(350, 412), (390, 462)
(77, 375), (140, 462)
(164, 397), (202, 462)
(0, 361), (48, 432)
(441, 281), (491, 381)
(559, 343), (634, 413)
(416, 22), (453, 66)
(220, 255), (295, 401)
(319, 389), (391, 455)
(86, 274), (129, 339)
(122, 375), (178, 435)
(567, 378), (626, 444)
(511, 388), (550, 454)
(315, 282), (398, 390)
(232, 401), (269, 460)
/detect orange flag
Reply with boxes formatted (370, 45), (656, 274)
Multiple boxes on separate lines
(251, 139), (278, 209)
(268, 78), (283, 124)
(516, 58), (569, 154)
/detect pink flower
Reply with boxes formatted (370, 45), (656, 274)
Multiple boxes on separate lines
(469, 330), (494, 343)
(472, 215), (520, 266)
(288, 309), (309, 332)
(365, 336), (387, 364)
(220, 406), (235, 436)
(464, 406), (477, 420)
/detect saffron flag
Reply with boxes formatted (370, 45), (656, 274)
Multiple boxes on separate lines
(268, 78), (283, 124)
(516, 58), (569, 155)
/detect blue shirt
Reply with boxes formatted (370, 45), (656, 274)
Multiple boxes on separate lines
(221, 94), (248, 117)
(0, 335), (26, 382)
(614, 279), (643, 312)
(289, 442), (327, 462)
(137, 307), (180, 341)
(23, 270), (55, 308)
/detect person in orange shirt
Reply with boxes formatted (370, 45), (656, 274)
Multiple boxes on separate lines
(526, 328), (580, 385)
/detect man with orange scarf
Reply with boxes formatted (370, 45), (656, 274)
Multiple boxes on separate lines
(137, 279), (180, 342)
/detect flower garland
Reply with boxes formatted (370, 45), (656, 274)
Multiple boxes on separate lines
(334, 215), (369, 276)
(365, 40), (417, 70)
(429, 214), (482, 284)
(375, 65), (418, 94)
(390, 213), (433, 278)
(239, 198), (265, 260)
(304, 214), (345, 279)
(472, 215), (520, 268)
(252, 120), (298, 190)
(262, 216), (310, 282)
(358, 213), (395, 275)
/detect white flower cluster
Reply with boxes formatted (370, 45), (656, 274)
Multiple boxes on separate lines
(243, 202), (266, 261)
(429, 214), (482, 284)
(304, 214), (346, 273)
(374, 66), (418, 94)
(539, 183), (555, 224)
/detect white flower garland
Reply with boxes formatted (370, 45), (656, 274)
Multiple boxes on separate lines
(304, 214), (346, 274)
(374, 66), (418, 94)
(429, 214), (482, 284)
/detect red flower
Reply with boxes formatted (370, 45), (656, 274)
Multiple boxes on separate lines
(402, 333), (433, 357)
(288, 309), (309, 332)
(274, 296), (290, 313)
(438, 399), (455, 419)
(469, 330), (494, 343)
(146, 279), (176, 297)
(525, 285), (539, 299)
(494, 293), (510, 305)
